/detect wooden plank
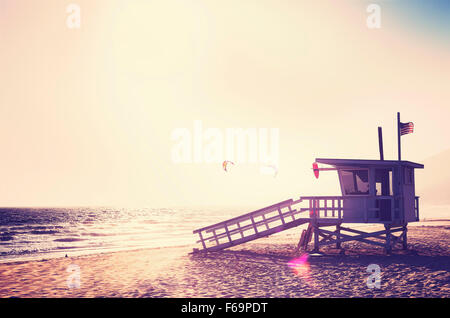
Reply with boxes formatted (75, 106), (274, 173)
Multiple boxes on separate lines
(318, 231), (335, 243)
(321, 235), (386, 248)
(300, 196), (344, 200)
(305, 224), (313, 244)
(319, 228), (386, 247)
(319, 228), (387, 247)
(320, 227), (387, 239)
(294, 229), (307, 255)
(339, 226), (403, 236)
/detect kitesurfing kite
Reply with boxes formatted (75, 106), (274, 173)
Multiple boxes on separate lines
(222, 160), (234, 172)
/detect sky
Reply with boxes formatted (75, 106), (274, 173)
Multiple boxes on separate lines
(0, 0), (449, 207)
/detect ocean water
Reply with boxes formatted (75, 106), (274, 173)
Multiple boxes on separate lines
(0, 206), (246, 263)
(419, 204), (450, 220)
(0, 204), (447, 263)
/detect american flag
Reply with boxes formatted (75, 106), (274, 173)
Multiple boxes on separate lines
(400, 122), (414, 136)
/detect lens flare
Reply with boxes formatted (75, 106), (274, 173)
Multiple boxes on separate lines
(287, 254), (313, 286)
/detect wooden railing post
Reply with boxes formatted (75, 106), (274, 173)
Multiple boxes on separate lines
(390, 197), (395, 222)
(402, 225), (408, 250)
(261, 214), (270, 230)
(364, 198), (368, 223)
(278, 207), (286, 225)
(237, 222), (244, 238)
(313, 224), (319, 253)
(415, 196), (419, 221)
(314, 199), (319, 219)
(250, 216), (258, 234)
(336, 224), (341, 249)
(198, 232), (206, 250)
(212, 229), (219, 246)
(338, 199), (342, 219)
(224, 224), (232, 243)
(289, 206), (295, 222)
(332, 199), (335, 217)
(385, 224), (392, 254)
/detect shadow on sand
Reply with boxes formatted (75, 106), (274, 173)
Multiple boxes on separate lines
(191, 246), (450, 272)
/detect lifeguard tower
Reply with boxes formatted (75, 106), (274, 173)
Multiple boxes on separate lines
(193, 113), (423, 254)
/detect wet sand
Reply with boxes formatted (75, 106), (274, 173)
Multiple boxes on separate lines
(0, 223), (449, 298)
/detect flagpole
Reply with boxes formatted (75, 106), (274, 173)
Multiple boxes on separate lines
(378, 126), (384, 160)
(397, 112), (401, 161)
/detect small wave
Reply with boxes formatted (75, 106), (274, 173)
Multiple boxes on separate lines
(0, 231), (18, 236)
(54, 238), (86, 242)
(1, 248), (40, 256)
(0, 236), (14, 241)
(82, 232), (112, 237)
(30, 230), (59, 235)
(13, 225), (63, 231)
(142, 220), (158, 224)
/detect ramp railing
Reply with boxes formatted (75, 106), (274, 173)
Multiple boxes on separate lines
(300, 196), (344, 219)
(193, 198), (307, 252)
(193, 196), (345, 252)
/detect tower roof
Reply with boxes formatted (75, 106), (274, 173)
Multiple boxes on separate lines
(315, 158), (424, 169)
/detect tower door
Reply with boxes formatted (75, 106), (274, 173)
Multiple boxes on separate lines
(403, 167), (415, 222)
(374, 168), (394, 222)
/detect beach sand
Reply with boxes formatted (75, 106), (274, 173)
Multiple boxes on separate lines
(0, 222), (449, 298)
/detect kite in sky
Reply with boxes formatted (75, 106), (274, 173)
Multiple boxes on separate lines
(222, 160), (234, 172)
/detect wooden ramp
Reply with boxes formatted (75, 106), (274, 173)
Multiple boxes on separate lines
(193, 199), (311, 252)
(193, 195), (411, 254)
